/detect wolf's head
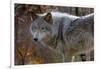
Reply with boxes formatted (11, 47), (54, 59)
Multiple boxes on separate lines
(30, 13), (53, 42)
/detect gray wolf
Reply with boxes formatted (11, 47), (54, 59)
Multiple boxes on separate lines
(30, 12), (94, 62)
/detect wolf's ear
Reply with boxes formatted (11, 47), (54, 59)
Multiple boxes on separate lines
(44, 13), (53, 24)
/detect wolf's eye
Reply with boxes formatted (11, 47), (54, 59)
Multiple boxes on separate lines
(41, 27), (46, 31)
(41, 27), (45, 30)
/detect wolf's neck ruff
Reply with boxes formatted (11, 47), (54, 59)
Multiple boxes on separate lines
(41, 19), (65, 48)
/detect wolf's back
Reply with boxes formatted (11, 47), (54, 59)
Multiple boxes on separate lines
(64, 13), (94, 56)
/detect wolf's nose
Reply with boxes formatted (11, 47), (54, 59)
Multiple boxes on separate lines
(34, 38), (38, 41)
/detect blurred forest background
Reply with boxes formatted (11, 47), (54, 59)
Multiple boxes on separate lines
(15, 4), (94, 65)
